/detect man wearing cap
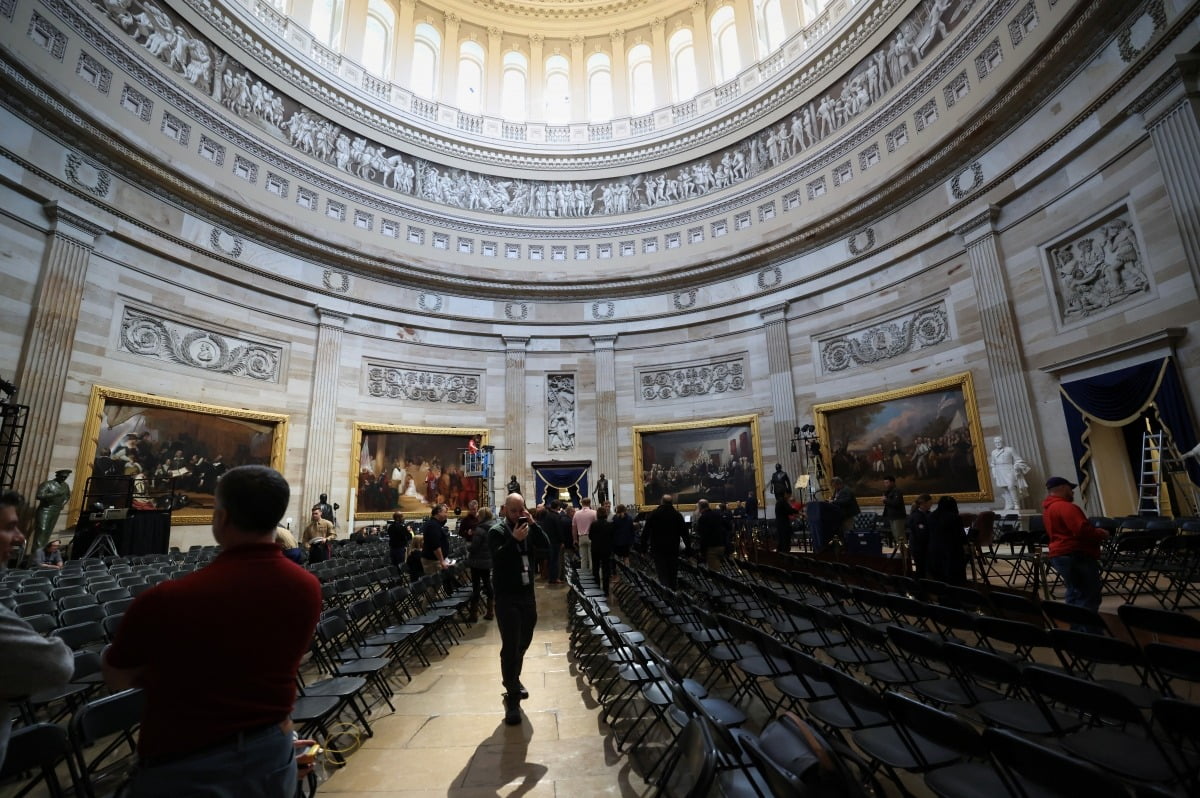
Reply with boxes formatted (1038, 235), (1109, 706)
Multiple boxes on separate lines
(1043, 476), (1109, 618)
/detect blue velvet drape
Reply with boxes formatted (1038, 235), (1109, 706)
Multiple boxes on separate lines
(533, 466), (589, 508)
(1059, 356), (1199, 488)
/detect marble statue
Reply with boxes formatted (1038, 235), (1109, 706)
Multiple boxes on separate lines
(989, 436), (1030, 511)
(34, 469), (72, 549)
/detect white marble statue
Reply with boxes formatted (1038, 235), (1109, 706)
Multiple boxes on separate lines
(989, 435), (1030, 511)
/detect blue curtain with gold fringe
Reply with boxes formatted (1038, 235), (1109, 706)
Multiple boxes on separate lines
(1059, 356), (1199, 491)
(532, 465), (589, 508)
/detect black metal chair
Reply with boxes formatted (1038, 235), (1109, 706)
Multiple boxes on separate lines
(0, 723), (78, 797)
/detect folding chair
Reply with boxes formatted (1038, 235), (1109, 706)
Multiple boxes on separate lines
(0, 723), (78, 797)
(69, 689), (144, 798)
(984, 727), (1134, 798)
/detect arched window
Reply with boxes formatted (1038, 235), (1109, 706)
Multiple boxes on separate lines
(502, 51), (528, 120)
(502, 51), (528, 121)
(627, 43), (654, 114)
(755, 0), (786, 56)
(587, 52), (612, 123)
(411, 22), (440, 100)
(362, 0), (394, 77)
(544, 54), (570, 123)
(710, 5), (741, 83)
(457, 40), (485, 113)
(310, 0), (344, 48)
(669, 28), (697, 103)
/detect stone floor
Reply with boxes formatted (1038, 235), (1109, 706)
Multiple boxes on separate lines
(314, 581), (654, 798)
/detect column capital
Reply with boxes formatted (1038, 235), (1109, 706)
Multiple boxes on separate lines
(315, 307), (349, 326)
(443, 11), (459, 25)
(43, 202), (109, 244)
(528, 33), (543, 46)
(1132, 54), (1200, 127)
(487, 25), (501, 40)
(609, 29), (624, 43)
(650, 17), (666, 32)
(590, 335), (617, 350)
(398, 0), (414, 8)
(954, 204), (1001, 245)
(759, 302), (788, 323)
(503, 336), (530, 350)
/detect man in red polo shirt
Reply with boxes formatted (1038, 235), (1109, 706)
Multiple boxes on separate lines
(103, 465), (322, 796)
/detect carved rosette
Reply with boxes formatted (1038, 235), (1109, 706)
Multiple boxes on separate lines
(821, 303), (950, 373)
(366, 365), (480, 403)
(640, 358), (745, 401)
(118, 307), (282, 381)
(546, 374), (576, 452)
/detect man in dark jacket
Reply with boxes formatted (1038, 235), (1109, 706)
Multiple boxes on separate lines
(695, 499), (729, 570)
(881, 475), (907, 560)
(488, 494), (552, 725)
(645, 494), (687, 588)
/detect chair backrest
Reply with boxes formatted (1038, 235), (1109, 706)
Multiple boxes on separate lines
(882, 690), (988, 758)
(739, 729), (806, 797)
(662, 717), (718, 798)
(0, 722), (74, 793)
(1042, 600), (1110, 635)
(1118, 603), (1200, 643)
(22, 613), (58, 635)
(58, 593), (99, 611)
(102, 613), (125, 641)
(983, 727), (1134, 798)
(1022, 664), (1145, 727)
(60, 604), (106, 627)
(51, 621), (106, 651)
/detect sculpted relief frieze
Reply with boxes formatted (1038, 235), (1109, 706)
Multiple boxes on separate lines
(1044, 212), (1152, 325)
(74, 0), (976, 221)
(547, 374), (576, 452)
(820, 302), (950, 373)
(118, 306), (283, 382)
(639, 357), (746, 401)
(366, 364), (481, 404)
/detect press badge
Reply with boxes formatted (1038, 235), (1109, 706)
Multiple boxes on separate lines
(520, 553), (532, 585)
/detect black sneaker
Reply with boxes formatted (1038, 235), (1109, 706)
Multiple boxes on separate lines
(503, 693), (521, 726)
(518, 683), (529, 701)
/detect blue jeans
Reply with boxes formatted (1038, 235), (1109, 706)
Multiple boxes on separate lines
(125, 724), (295, 797)
(1049, 553), (1103, 623)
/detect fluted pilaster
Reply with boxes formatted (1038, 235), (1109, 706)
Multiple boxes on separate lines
(1136, 55), (1200, 289)
(689, 1), (714, 92)
(14, 203), (108, 505)
(956, 206), (1044, 505)
(760, 304), (800, 496)
(504, 337), (528, 498)
(302, 308), (347, 513)
(592, 335), (618, 505)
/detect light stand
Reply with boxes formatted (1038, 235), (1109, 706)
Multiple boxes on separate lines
(790, 425), (826, 503)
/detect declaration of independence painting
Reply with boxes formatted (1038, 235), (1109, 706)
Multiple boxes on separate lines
(632, 414), (763, 510)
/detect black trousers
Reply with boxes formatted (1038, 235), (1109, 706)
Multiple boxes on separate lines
(591, 552), (613, 596)
(470, 567), (493, 607)
(653, 554), (679, 589)
(494, 590), (537, 695)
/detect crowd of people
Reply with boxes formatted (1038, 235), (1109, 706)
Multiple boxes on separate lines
(356, 459), (480, 513)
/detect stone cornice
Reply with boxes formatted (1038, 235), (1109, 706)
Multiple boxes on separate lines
(953, 204), (1001, 243)
(43, 200), (110, 242)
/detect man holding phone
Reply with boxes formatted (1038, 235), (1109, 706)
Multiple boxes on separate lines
(487, 493), (551, 726)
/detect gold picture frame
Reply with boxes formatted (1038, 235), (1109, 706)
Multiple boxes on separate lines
(71, 385), (289, 527)
(632, 414), (763, 511)
(812, 372), (992, 505)
(351, 423), (489, 520)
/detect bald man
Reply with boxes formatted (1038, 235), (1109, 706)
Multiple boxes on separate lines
(487, 493), (552, 725)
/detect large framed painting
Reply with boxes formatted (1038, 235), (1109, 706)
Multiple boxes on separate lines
(812, 372), (992, 505)
(71, 386), (289, 526)
(632, 414), (763, 510)
(352, 424), (489, 520)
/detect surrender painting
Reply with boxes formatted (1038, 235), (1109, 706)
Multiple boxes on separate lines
(632, 414), (763, 509)
(72, 386), (288, 526)
(813, 372), (991, 504)
(353, 424), (488, 519)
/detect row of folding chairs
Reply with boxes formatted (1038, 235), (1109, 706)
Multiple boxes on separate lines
(615, 554), (1200, 797)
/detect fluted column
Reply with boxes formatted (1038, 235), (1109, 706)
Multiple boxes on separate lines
(438, 12), (460, 105)
(1135, 54), (1200, 288)
(528, 34), (544, 121)
(650, 18), (670, 111)
(609, 30), (628, 116)
(393, 0), (415, 86)
(504, 337), (529, 497)
(592, 336), (619, 506)
(760, 304), (800, 499)
(342, 0), (367, 55)
(778, 0), (801, 35)
(14, 203), (107, 505)
(302, 309), (347, 513)
(730, 0), (756, 73)
(484, 27), (503, 115)
(689, 1), (714, 92)
(956, 207), (1045, 504)
(569, 35), (586, 122)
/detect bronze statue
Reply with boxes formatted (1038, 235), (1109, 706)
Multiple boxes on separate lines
(34, 469), (72, 549)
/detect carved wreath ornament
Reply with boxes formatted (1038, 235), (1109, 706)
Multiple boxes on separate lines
(641, 361), (745, 400)
(120, 310), (280, 381)
(366, 366), (479, 404)
(821, 306), (949, 372)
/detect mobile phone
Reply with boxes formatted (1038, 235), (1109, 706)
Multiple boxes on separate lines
(303, 743), (321, 758)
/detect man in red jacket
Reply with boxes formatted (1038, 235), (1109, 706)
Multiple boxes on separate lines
(1043, 476), (1109, 619)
